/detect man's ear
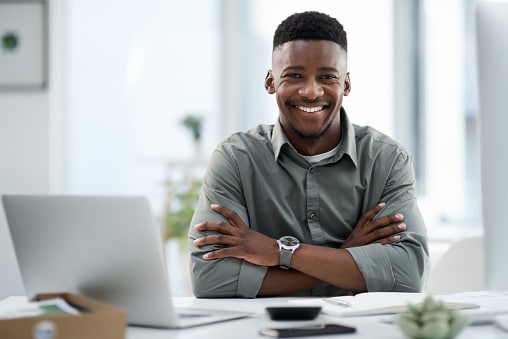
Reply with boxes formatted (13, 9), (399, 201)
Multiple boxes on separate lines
(344, 72), (351, 96)
(265, 70), (275, 94)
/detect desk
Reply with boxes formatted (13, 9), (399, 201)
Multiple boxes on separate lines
(1, 296), (506, 338)
(125, 297), (507, 339)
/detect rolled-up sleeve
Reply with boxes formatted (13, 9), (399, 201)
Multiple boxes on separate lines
(346, 151), (429, 292)
(188, 147), (268, 298)
(346, 231), (428, 292)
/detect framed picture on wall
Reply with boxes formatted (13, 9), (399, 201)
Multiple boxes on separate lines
(0, 1), (46, 89)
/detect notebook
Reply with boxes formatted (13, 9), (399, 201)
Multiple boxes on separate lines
(289, 292), (479, 317)
(2, 195), (251, 328)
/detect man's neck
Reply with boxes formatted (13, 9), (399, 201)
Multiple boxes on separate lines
(286, 127), (342, 156)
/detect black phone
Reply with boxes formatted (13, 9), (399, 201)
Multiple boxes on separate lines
(259, 324), (356, 338)
(266, 306), (321, 321)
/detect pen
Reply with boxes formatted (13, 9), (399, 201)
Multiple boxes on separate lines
(322, 298), (352, 307)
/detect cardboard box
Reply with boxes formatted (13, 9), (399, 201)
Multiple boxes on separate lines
(0, 293), (126, 339)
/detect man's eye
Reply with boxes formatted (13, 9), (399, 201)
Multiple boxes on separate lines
(285, 73), (302, 79)
(321, 74), (338, 80)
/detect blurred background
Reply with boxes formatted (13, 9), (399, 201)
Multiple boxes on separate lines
(0, 0), (489, 297)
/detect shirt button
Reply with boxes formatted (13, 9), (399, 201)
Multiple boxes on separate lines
(309, 212), (318, 220)
(310, 168), (316, 174)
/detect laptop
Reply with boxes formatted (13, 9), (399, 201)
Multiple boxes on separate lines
(2, 195), (251, 328)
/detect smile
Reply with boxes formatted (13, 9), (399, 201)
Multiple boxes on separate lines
(295, 105), (324, 113)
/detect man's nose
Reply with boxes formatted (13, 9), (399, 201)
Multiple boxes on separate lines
(298, 79), (324, 100)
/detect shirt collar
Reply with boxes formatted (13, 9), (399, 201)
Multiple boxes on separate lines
(271, 107), (358, 167)
(271, 120), (289, 160)
(337, 108), (358, 168)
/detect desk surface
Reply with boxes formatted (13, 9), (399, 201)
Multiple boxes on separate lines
(125, 297), (507, 339)
(1, 296), (506, 338)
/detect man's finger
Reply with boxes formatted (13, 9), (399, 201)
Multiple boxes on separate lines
(365, 213), (404, 233)
(369, 223), (406, 242)
(203, 247), (236, 260)
(194, 220), (235, 234)
(357, 202), (385, 227)
(194, 233), (236, 247)
(211, 204), (247, 229)
(375, 234), (402, 245)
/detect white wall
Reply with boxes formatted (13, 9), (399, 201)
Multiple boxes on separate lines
(0, 92), (50, 298)
(422, 0), (466, 224)
(0, 0), (63, 299)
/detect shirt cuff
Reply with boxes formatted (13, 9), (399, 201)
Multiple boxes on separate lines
(237, 261), (268, 298)
(346, 244), (395, 291)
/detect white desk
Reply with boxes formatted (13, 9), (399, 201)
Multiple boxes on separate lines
(1, 296), (506, 338)
(126, 297), (507, 339)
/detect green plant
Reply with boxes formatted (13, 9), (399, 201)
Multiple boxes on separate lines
(164, 113), (205, 241)
(165, 177), (202, 240)
(395, 296), (468, 339)
(2, 32), (19, 51)
(181, 114), (203, 142)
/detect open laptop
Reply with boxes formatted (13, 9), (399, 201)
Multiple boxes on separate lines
(2, 195), (251, 328)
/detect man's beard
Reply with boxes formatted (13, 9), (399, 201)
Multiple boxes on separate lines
(289, 118), (334, 140)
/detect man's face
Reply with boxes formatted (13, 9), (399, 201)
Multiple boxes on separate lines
(266, 40), (350, 140)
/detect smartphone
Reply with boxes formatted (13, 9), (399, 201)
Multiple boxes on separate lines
(266, 306), (321, 321)
(259, 324), (356, 337)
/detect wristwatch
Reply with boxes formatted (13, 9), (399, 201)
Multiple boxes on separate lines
(277, 236), (300, 269)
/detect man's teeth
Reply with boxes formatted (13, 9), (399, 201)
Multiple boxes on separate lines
(296, 106), (323, 113)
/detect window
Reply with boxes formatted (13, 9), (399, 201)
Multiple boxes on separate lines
(62, 0), (482, 252)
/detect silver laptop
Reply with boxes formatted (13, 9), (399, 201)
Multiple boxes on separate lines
(2, 195), (250, 328)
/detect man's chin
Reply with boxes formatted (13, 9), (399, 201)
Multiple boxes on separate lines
(292, 128), (327, 140)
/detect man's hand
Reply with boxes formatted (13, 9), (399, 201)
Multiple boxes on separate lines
(341, 202), (406, 249)
(193, 204), (279, 266)
(194, 202), (405, 265)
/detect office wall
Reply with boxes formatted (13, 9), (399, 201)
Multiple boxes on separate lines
(0, 92), (50, 298)
(0, 0), (64, 299)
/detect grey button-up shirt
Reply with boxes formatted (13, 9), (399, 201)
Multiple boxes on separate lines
(188, 109), (429, 298)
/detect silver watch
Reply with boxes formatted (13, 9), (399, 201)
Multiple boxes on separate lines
(277, 236), (300, 269)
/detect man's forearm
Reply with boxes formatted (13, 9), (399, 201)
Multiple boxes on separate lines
(257, 267), (322, 296)
(257, 245), (367, 296)
(291, 245), (368, 292)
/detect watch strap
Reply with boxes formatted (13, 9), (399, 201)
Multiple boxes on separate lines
(279, 247), (292, 270)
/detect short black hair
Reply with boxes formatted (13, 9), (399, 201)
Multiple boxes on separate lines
(273, 11), (347, 51)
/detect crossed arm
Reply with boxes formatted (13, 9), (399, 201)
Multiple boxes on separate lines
(193, 202), (406, 297)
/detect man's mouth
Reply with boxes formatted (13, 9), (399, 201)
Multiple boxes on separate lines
(295, 105), (325, 113)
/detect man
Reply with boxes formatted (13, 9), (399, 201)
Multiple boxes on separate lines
(188, 11), (428, 298)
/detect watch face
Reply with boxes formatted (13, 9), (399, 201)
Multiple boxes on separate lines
(280, 236), (299, 247)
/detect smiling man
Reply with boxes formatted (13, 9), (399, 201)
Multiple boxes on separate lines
(188, 11), (428, 298)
